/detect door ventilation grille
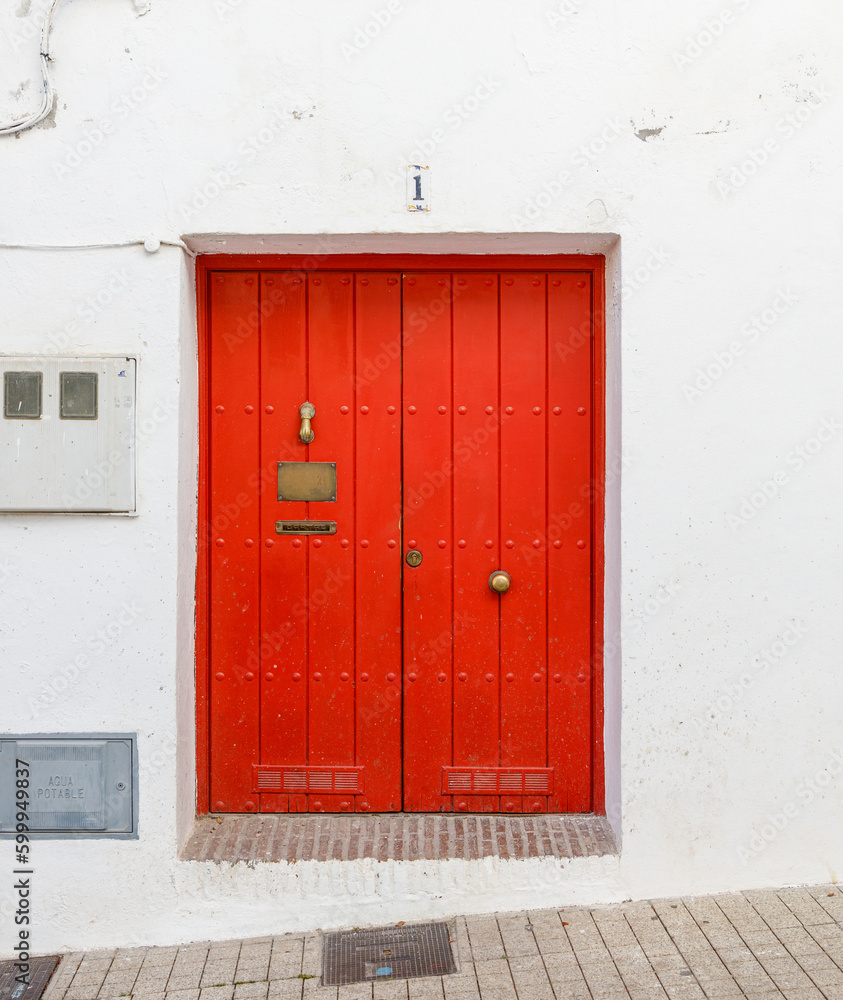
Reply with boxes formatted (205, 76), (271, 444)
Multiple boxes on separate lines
(442, 767), (554, 795)
(252, 765), (364, 794)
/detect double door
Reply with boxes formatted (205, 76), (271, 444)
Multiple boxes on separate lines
(206, 267), (598, 814)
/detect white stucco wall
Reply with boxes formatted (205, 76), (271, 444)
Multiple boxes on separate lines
(1, 0), (842, 954)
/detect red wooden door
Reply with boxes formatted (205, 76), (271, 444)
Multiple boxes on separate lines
(208, 271), (403, 814)
(402, 273), (593, 814)
(205, 265), (596, 815)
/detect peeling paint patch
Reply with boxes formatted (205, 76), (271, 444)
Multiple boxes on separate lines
(132, 0), (152, 14)
(634, 126), (664, 142)
(16, 0), (32, 16)
(585, 198), (609, 224)
(783, 81), (825, 104)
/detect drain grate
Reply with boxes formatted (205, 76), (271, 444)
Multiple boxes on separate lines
(0, 956), (61, 1000)
(322, 921), (456, 986)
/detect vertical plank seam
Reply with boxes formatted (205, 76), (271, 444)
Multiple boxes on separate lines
(590, 270), (596, 811)
(544, 272), (550, 794)
(199, 265), (211, 811)
(352, 272), (358, 770)
(450, 272), (455, 785)
(399, 272), (406, 810)
(304, 272), (310, 771)
(257, 270), (264, 807)
(496, 271), (502, 782)
(206, 271), (215, 808)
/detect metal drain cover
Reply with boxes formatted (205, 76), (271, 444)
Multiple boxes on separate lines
(322, 921), (456, 986)
(0, 956), (61, 1000)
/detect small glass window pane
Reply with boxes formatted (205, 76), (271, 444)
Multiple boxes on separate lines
(60, 372), (98, 419)
(4, 371), (42, 419)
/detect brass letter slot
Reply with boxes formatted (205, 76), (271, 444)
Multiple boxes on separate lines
(275, 520), (337, 535)
(277, 462), (337, 502)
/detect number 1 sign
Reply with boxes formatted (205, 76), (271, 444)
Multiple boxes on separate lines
(407, 164), (430, 211)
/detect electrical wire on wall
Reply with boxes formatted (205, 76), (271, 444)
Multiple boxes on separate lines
(0, 2), (191, 256)
(0, 239), (197, 256)
(0, 0), (66, 136)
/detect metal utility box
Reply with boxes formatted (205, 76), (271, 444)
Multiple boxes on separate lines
(0, 734), (137, 838)
(0, 356), (136, 512)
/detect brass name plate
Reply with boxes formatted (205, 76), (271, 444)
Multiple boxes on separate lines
(277, 462), (337, 502)
(275, 520), (337, 535)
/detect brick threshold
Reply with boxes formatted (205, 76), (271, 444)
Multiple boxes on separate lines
(181, 813), (616, 863)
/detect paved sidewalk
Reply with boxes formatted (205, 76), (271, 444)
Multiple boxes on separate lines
(42, 883), (843, 1000)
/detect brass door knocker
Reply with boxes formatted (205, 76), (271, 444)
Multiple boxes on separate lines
(299, 401), (315, 443)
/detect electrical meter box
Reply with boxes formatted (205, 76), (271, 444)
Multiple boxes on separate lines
(0, 356), (136, 512)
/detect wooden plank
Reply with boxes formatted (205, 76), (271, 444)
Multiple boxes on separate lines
(402, 273), (454, 811)
(199, 253), (604, 272)
(591, 261), (607, 815)
(208, 271), (261, 812)
(306, 273), (356, 812)
(195, 265), (211, 813)
(355, 272), (403, 812)
(548, 272), (593, 812)
(499, 273), (549, 813)
(259, 271), (309, 812)
(451, 273), (501, 812)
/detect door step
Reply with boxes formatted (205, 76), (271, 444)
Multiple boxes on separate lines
(181, 813), (615, 863)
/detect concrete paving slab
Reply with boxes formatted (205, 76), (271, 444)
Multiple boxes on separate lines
(199, 988), (235, 1000)
(266, 985), (303, 1000)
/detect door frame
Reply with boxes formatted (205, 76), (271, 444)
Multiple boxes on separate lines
(194, 252), (607, 816)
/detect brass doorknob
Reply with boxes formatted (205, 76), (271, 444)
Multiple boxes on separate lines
(489, 571), (512, 593)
